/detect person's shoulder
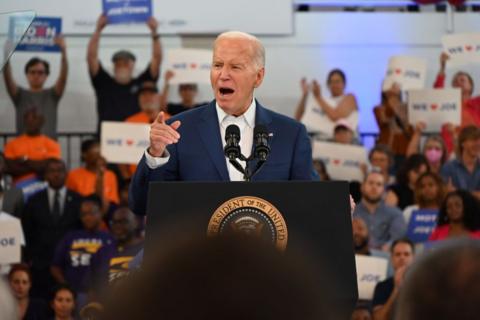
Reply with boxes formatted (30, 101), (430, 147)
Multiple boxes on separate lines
(260, 104), (305, 131)
(67, 167), (86, 177)
(383, 202), (403, 216)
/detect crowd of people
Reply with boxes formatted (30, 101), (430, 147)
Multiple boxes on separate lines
(0, 13), (480, 320)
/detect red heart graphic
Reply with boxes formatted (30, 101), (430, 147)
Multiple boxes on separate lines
(431, 104), (438, 111)
(333, 159), (341, 165)
(126, 139), (134, 146)
(395, 69), (402, 75)
(190, 63), (197, 69)
(465, 45), (473, 52)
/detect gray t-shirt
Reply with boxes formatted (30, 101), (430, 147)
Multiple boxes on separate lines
(13, 87), (60, 139)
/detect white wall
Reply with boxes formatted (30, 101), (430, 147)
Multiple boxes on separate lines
(1, 12), (480, 136)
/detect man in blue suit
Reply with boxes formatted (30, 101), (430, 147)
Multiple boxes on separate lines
(129, 31), (313, 216)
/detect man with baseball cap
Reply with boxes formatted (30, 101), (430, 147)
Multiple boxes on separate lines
(87, 15), (162, 133)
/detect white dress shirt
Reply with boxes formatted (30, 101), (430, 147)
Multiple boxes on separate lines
(47, 186), (67, 216)
(144, 99), (257, 181)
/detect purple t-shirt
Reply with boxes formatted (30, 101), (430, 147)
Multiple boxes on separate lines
(89, 240), (144, 291)
(52, 229), (113, 292)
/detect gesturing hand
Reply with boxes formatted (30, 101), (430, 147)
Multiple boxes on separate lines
(149, 112), (181, 157)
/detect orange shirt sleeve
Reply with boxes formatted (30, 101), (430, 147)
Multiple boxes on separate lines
(3, 140), (17, 159)
(104, 170), (120, 204)
(44, 138), (61, 159)
(66, 170), (80, 194)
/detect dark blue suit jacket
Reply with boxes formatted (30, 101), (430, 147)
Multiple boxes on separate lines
(129, 100), (313, 215)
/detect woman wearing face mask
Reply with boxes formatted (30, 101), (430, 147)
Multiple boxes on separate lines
(429, 190), (480, 241)
(8, 263), (49, 320)
(296, 69), (358, 140)
(402, 172), (446, 225)
(50, 285), (76, 320)
(434, 52), (480, 155)
(406, 131), (448, 174)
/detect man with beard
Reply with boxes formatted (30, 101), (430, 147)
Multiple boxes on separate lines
(353, 170), (406, 251)
(372, 238), (414, 320)
(87, 15), (161, 133)
(352, 217), (392, 277)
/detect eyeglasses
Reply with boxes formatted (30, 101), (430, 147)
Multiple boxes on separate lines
(28, 70), (46, 75)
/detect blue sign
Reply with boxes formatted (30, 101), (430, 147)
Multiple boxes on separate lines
(103, 0), (152, 24)
(11, 17), (62, 52)
(406, 209), (438, 243)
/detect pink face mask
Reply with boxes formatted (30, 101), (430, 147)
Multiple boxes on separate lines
(425, 149), (443, 163)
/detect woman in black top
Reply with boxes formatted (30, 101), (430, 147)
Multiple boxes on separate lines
(8, 264), (48, 320)
(385, 154), (430, 210)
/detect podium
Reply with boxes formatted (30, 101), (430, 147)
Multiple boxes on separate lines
(145, 181), (358, 318)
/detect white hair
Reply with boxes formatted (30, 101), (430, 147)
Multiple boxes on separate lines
(214, 31), (265, 69)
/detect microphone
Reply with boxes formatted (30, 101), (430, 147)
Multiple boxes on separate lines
(253, 125), (270, 162)
(224, 124), (241, 161)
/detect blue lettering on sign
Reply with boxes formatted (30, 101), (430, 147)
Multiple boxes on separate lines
(343, 160), (360, 167)
(448, 46), (463, 54)
(404, 70), (420, 79)
(136, 140), (149, 148)
(106, 139), (122, 146)
(441, 103), (456, 111)
(173, 63), (187, 69)
(360, 274), (381, 282)
(0, 237), (15, 247)
(412, 103), (427, 111)
(200, 63), (211, 70)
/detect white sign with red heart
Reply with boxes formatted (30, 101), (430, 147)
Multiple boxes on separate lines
(442, 33), (480, 67)
(101, 121), (150, 164)
(407, 88), (461, 133)
(312, 141), (367, 182)
(382, 56), (427, 91)
(167, 49), (212, 85)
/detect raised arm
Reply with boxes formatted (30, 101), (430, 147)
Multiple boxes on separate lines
(433, 52), (449, 89)
(159, 70), (174, 112)
(147, 17), (161, 79)
(54, 35), (68, 97)
(294, 77), (309, 121)
(3, 40), (18, 99)
(87, 15), (107, 76)
(312, 80), (357, 122)
(406, 122), (426, 157)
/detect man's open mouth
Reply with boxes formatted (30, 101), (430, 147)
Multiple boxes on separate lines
(219, 87), (235, 96)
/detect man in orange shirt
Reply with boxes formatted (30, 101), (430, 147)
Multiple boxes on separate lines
(125, 81), (164, 124)
(4, 109), (61, 185)
(66, 139), (119, 205)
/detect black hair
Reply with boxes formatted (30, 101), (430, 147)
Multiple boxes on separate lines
(436, 190), (480, 231)
(51, 283), (76, 303)
(327, 68), (346, 85)
(80, 194), (103, 210)
(24, 57), (50, 75)
(395, 154), (429, 187)
(81, 139), (100, 154)
(368, 144), (395, 169)
(391, 238), (415, 254)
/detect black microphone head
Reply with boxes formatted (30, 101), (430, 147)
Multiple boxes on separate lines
(225, 124), (241, 141)
(253, 124), (268, 136)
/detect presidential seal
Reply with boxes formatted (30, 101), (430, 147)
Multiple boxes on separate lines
(207, 196), (288, 251)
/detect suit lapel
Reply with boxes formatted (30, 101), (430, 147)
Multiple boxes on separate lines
(249, 101), (274, 178)
(196, 101), (230, 181)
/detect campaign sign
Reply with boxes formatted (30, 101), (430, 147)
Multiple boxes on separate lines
(300, 95), (358, 137)
(408, 88), (461, 133)
(406, 209), (438, 243)
(355, 255), (388, 300)
(312, 141), (367, 182)
(101, 121), (150, 164)
(442, 33), (480, 66)
(0, 219), (23, 264)
(167, 49), (212, 85)
(11, 17), (61, 52)
(383, 56), (427, 91)
(103, 0), (152, 24)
